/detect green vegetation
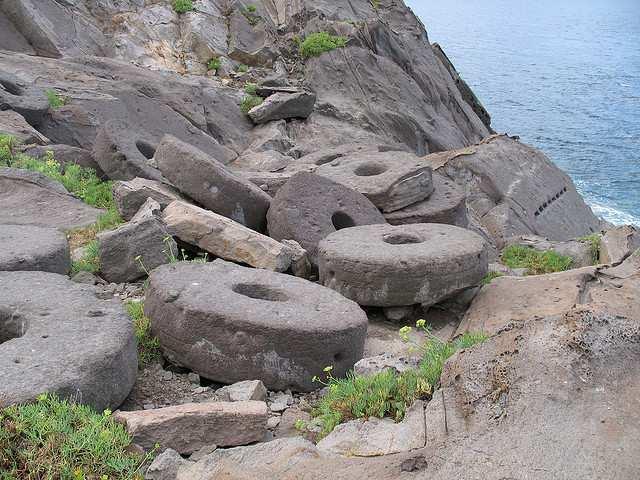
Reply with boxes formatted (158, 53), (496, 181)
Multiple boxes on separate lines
(370, 0), (380, 10)
(46, 89), (68, 109)
(579, 233), (602, 264)
(125, 301), (161, 366)
(207, 57), (221, 71)
(71, 240), (100, 275)
(240, 94), (263, 114)
(163, 236), (209, 264)
(172, 0), (194, 14)
(236, 64), (249, 73)
(241, 4), (260, 25)
(244, 82), (258, 95)
(299, 32), (348, 59)
(0, 394), (150, 479)
(309, 321), (487, 438)
(245, 4), (257, 12)
(501, 244), (573, 275)
(481, 271), (503, 285)
(0, 133), (16, 162)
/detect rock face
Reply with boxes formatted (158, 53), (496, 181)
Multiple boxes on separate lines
(316, 152), (434, 212)
(267, 172), (387, 265)
(0, 167), (102, 229)
(0, 109), (48, 144)
(248, 91), (316, 124)
(145, 260), (368, 391)
(0, 224), (70, 274)
(318, 223), (488, 307)
(0, 271), (137, 410)
(112, 177), (185, 221)
(163, 201), (302, 273)
(600, 225), (640, 264)
(154, 135), (271, 232)
(114, 401), (268, 454)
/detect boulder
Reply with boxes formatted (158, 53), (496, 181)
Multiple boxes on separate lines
(113, 177), (185, 221)
(97, 204), (175, 283)
(240, 170), (295, 197)
(384, 173), (468, 227)
(0, 271), (137, 410)
(353, 353), (420, 377)
(114, 401), (268, 454)
(0, 71), (48, 126)
(144, 260), (368, 391)
(93, 119), (164, 181)
(163, 201), (302, 272)
(216, 380), (267, 402)
(22, 144), (104, 177)
(248, 91), (316, 124)
(600, 225), (640, 265)
(0, 109), (49, 144)
(317, 400), (426, 457)
(0, 167), (102, 229)
(154, 135), (271, 231)
(316, 151), (434, 212)
(145, 448), (188, 480)
(267, 172), (386, 265)
(318, 223), (488, 307)
(0, 224), (70, 274)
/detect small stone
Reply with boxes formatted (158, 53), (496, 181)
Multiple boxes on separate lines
(216, 380), (267, 402)
(193, 386), (208, 394)
(190, 443), (218, 462)
(400, 456), (428, 472)
(161, 371), (173, 381)
(267, 416), (281, 429)
(144, 448), (187, 480)
(188, 372), (200, 384)
(143, 403), (156, 410)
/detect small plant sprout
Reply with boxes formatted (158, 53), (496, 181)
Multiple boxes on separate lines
(236, 64), (249, 73)
(299, 32), (348, 59)
(46, 89), (68, 109)
(240, 94), (263, 114)
(172, 0), (194, 14)
(135, 255), (150, 276)
(207, 57), (222, 71)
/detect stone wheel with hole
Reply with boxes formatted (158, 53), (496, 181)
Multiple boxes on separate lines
(0, 271), (137, 410)
(144, 260), (368, 391)
(317, 223), (488, 307)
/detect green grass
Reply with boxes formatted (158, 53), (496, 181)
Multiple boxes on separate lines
(0, 134), (16, 163)
(46, 89), (67, 109)
(244, 82), (258, 95)
(578, 233), (602, 264)
(481, 271), (503, 285)
(241, 5), (260, 25)
(125, 301), (161, 367)
(240, 94), (263, 114)
(71, 240), (100, 275)
(236, 64), (249, 73)
(501, 244), (573, 275)
(0, 394), (149, 479)
(311, 331), (487, 438)
(207, 57), (221, 71)
(299, 32), (348, 59)
(172, 0), (194, 14)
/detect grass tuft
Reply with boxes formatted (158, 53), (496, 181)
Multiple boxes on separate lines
(172, 0), (194, 14)
(481, 271), (503, 285)
(0, 394), (149, 479)
(578, 233), (602, 264)
(299, 32), (348, 59)
(71, 240), (100, 275)
(501, 244), (573, 275)
(207, 57), (221, 71)
(46, 89), (68, 109)
(240, 94), (263, 114)
(125, 300), (161, 367)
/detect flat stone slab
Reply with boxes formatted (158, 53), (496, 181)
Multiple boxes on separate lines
(113, 177), (185, 221)
(0, 271), (137, 410)
(248, 91), (316, 124)
(0, 224), (70, 274)
(318, 223), (488, 307)
(0, 167), (102, 230)
(267, 172), (386, 265)
(384, 173), (468, 227)
(145, 260), (368, 391)
(316, 151), (434, 212)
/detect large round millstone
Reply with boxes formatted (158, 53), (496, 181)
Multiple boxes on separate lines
(145, 260), (368, 391)
(318, 223), (488, 307)
(0, 224), (70, 274)
(0, 271), (137, 410)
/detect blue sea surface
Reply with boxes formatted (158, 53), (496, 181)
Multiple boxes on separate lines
(407, 0), (640, 225)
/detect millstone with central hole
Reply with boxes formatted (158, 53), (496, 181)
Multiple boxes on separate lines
(0, 271), (137, 410)
(318, 223), (488, 307)
(144, 259), (368, 391)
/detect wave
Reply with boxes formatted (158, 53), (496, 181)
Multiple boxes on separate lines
(588, 200), (640, 227)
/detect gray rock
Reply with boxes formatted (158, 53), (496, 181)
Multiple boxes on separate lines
(248, 91), (316, 124)
(0, 71), (48, 125)
(115, 401), (268, 454)
(504, 234), (595, 267)
(145, 260), (368, 391)
(239, 170), (294, 197)
(267, 172), (386, 265)
(317, 400), (426, 457)
(316, 151), (434, 212)
(189, 444), (218, 462)
(384, 173), (468, 227)
(227, 8), (276, 67)
(382, 306), (415, 322)
(154, 135), (271, 231)
(0, 109), (48, 144)
(23, 144), (105, 178)
(318, 223), (488, 307)
(145, 448), (187, 480)
(113, 177), (185, 221)
(600, 225), (640, 265)
(97, 212), (175, 284)
(353, 353), (420, 377)
(163, 200), (301, 272)
(0, 167), (102, 229)
(71, 271), (102, 285)
(0, 224), (70, 274)
(216, 380), (267, 402)
(0, 271), (137, 410)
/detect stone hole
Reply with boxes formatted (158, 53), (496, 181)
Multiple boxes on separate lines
(331, 211), (356, 230)
(136, 140), (156, 160)
(0, 307), (26, 344)
(382, 232), (424, 245)
(0, 78), (22, 96)
(353, 162), (388, 177)
(232, 283), (289, 302)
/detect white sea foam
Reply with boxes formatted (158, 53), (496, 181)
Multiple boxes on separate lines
(589, 201), (640, 227)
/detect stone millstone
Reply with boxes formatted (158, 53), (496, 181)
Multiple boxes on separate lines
(318, 223), (488, 307)
(384, 173), (468, 227)
(0, 271), (137, 410)
(154, 135), (271, 231)
(315, 151), (434, 212)
(0, 167), (102, 229)
(0, 224), (70, 274)
(145, 260), (368, 391)
(267, 172), (387, 265)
